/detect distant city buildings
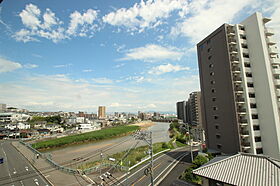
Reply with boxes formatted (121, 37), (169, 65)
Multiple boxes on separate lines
(98, 106), (106, 119)
(0, 103), (6, 112)
(176, 91), (202, 126)
(197, 12), (280, 159)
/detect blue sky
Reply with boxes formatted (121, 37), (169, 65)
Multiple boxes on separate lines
(0, 0), (279, 112)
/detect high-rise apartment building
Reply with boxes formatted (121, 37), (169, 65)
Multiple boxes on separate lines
(0, 104), (6, 113)
(197, 12), (280, 159)
(188, 92), (202, 126)
(176, 101), (187, 123)
(98, 106), (106, 119)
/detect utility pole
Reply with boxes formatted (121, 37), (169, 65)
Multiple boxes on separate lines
(187, 124), (193, 162)
(100, 150), (103, 176)
(133, 130), (154, 186)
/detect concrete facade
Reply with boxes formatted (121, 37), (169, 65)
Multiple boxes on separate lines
(197, 12), (280, 159)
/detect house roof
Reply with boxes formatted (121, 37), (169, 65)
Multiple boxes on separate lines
(193, 153), (280, 186)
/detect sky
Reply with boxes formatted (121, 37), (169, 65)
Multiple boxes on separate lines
(0, 0), (279, 113)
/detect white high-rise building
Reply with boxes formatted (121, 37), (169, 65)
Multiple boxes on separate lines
(197, 12), (280, 159)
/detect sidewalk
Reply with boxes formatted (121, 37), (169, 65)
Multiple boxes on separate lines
(12, 141), (91, 186)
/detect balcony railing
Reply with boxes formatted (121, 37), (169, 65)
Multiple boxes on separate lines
(270, 58), (280, 65)
(265, 28), (274, 36)
(272, 68), (280, 75)
(269, 47), (278, 55)
(266, 37), (276, 45)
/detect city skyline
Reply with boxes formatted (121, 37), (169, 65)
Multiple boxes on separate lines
(0, 0), (279, 112)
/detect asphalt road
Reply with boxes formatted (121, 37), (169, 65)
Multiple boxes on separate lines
(108, 147), (192, 186)
(0, 140), (50, 186)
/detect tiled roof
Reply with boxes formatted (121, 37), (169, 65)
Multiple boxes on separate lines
(193, 153), (280, 186)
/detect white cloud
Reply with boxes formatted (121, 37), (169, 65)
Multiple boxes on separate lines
(120, 44), (184, 62)
(103, 0), (186, 32)
(53, 64), (72, 68)
(13, 29), (38, 43)
(19, 4), (41, 30)
(14, 4), (99, 43)
(170, 0), (254, 43)
(41, 8), (61, 29)
(24, 63), (38, 69)
(67, 9), (98, 36)
(148, 63), (190, 75)
(110, 102), (132, 107)
(0, 58), (22, 73)
(92, 77), (114, 84)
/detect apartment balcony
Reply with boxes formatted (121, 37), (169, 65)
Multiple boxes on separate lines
(243, 57), (250, 63)
(272, 68), (280, 75)
(255, 142), (262, 148)
(274, 79), (280, 85)
(266, 37), (276, 45)
(251, 108), (258, 114)
(240, 39), (247, 45)
(234, 87), (244, 93)
(232, 67), (241, 74)
(243, 48), (249, 54)
(245, 67), (252, 73)
(276, 89), (280, 97)
(240, 130), (250, 138)
(253, 119), (259, 125)
(246, 77), (253, 83)
(254, 130), (261, 136)
(249, 98), (256, 104)
(265, 28), (274, 36)
(241, 142), (251, 147)
(268, 47), (278, 55)
(236, 98), (245, 105)
(233, 77), (242, 84)
(228, 39), (237, 45)
(263, 17), (271, 24)
(270, 58), (280, 65)
(248, 87), (255, 93)
(238, 30), (245, 35)
(230, 49), (238, 55)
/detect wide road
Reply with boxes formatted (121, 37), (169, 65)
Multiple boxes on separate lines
(111, 147), (192, 186)
(0, 140), (50, 186)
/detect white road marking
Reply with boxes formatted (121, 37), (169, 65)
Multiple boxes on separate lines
(13, 168), (17, 174)
(34, 178), (39, 185)
(25, 166), (29, 171)
(45, 175), (50, 178)
(20, 180), (24, 186)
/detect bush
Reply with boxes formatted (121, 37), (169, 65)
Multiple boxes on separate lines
(192, 155), (209, 168)
(161, 142), (168, 149)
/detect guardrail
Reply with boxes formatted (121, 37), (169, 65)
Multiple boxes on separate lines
(19, 140), (79, 175)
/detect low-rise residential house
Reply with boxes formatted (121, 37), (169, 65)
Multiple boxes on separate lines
(4, 123), (30, 130)
(45, 124), (64, 133)
(0, 113), (30, 123)
(37, 129), (50, 135)
(193, 153), (280, 186)
(76, 117), (85, 123)
(77, 122), (101, 132)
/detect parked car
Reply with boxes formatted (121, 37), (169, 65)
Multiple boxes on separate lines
(0, 157), (4, 164)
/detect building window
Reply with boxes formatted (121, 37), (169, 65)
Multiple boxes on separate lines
(255, 136), (262, 142)
(216, 134), (221, 139)
(245, 63), (251, 67)
(240, 35), (247, 39)
(210, 80), (215, 84)
(215, 125), (219, 129)
(243, 53), (250, 58)
(249, 93), (255, 98)
(209, 63), (214, 68)
(213, 106), (218, 111)
(208, 55), (212, 60)
(212, 97), (217, 102)
(210, 72), (215, 76)
(247, 83), (254, 87)
(252, 114), (259, 119)
(253, 125), (260, 131)
(242, 44), (248, 49)
(214, 115), (218, 120)
(256, 148), (263, 154)
(211, 88), (216, 93)
(246, 72), (252, 77)
(207, 48), (211, 53)
(250, 103), (257, 108)
(217, 144), (222, 149)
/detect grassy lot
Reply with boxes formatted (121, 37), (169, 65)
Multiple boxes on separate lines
(77, 141), (174, 170)
(32, 125), (139, 150)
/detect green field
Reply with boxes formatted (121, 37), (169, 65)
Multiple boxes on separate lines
(32, 125), (139, 150)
